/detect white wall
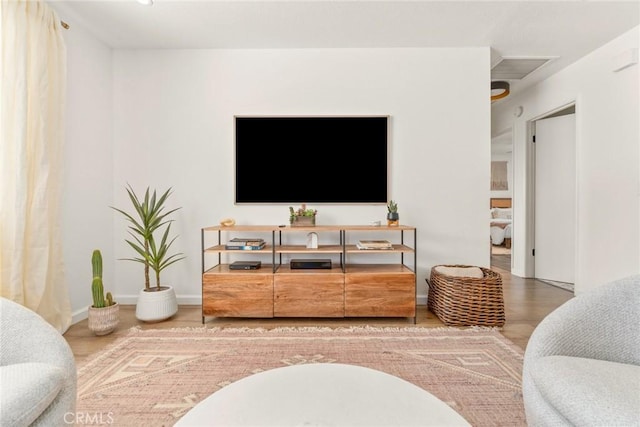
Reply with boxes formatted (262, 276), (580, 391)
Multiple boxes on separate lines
(61, 22), (114, 322)
(492, 26), (639, 294)
(111, 48), (491, 305)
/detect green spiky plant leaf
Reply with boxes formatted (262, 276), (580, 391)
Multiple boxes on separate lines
(147, 223), (186, 289)
(111, 184), (185, 290)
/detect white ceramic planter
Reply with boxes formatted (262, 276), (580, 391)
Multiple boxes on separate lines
(136, 286), (178, 322)
(88, 303), (119, 335)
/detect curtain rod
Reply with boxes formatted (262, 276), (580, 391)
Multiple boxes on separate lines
(61, 20), (69, 29)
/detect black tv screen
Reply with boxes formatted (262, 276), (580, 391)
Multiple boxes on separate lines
(235, 116), (388, 204)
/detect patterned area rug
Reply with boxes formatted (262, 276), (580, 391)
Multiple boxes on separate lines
(76, 326), (526, 426)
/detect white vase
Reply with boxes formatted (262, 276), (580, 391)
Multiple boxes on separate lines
(135, 286), (178, 322)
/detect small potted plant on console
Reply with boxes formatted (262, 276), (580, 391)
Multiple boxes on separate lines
(289, 204), (317, 227)
(387, 200), (399, 226)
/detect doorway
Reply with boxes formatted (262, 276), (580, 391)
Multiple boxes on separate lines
(531, 105), (576, 292)
(490, 130), (513, 272)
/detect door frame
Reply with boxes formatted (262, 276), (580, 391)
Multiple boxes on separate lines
(490, 128), (514, 271)
(524, 101), (578, 281)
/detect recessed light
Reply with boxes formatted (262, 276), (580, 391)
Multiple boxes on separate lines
(136, 0), (153, 6)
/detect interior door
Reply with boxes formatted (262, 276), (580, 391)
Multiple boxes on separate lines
(534, 114), (576, 284)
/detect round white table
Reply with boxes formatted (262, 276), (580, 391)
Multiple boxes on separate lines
(176, 363), (471, 426)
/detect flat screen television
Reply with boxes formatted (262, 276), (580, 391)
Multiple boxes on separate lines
(235, 116), (388, 204)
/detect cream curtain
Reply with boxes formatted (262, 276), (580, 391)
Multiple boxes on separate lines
(0, 0), (71, 332)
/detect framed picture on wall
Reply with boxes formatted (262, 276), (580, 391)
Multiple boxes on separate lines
(491, 161), (508, 191)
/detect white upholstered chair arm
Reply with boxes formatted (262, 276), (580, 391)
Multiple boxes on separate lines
(0, 298), (77, 426)
(524, 275), (640, 366)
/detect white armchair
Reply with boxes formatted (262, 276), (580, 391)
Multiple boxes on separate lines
(522, 275), (640, 426)
(0, 298), (77, 426)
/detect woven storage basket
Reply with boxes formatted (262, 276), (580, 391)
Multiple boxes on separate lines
(427, 265), (505, 327)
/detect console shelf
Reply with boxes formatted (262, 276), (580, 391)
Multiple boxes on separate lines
(201, 225), (417, 322)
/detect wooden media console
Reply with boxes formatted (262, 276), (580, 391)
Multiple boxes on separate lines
(201, 225), (417, 322)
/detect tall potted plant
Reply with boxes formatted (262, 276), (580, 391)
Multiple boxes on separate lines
(112, 184), (185, 322)
(87, 249), (119, 335)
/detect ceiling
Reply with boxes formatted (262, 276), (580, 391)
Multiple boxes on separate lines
(50, 0), (639, 100)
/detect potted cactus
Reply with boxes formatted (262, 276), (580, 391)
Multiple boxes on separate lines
(87, 249), (119, 335)
(387, 200), (399, 226)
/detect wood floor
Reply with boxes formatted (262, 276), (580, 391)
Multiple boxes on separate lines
(64, 266), (574, 365)
(491, 253), (511, 271)
(490, 244), (511, 271)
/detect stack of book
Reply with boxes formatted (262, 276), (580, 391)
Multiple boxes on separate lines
(356, 239), (393, 250)
(225, 238), (266, 250)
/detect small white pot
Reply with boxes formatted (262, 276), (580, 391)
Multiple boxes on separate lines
(135, 286), (178, 322)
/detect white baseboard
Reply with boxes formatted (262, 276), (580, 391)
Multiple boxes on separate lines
(417, 294), (427, 306)
(71, 307), (88, 325)
(511, 268), (525, 278)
